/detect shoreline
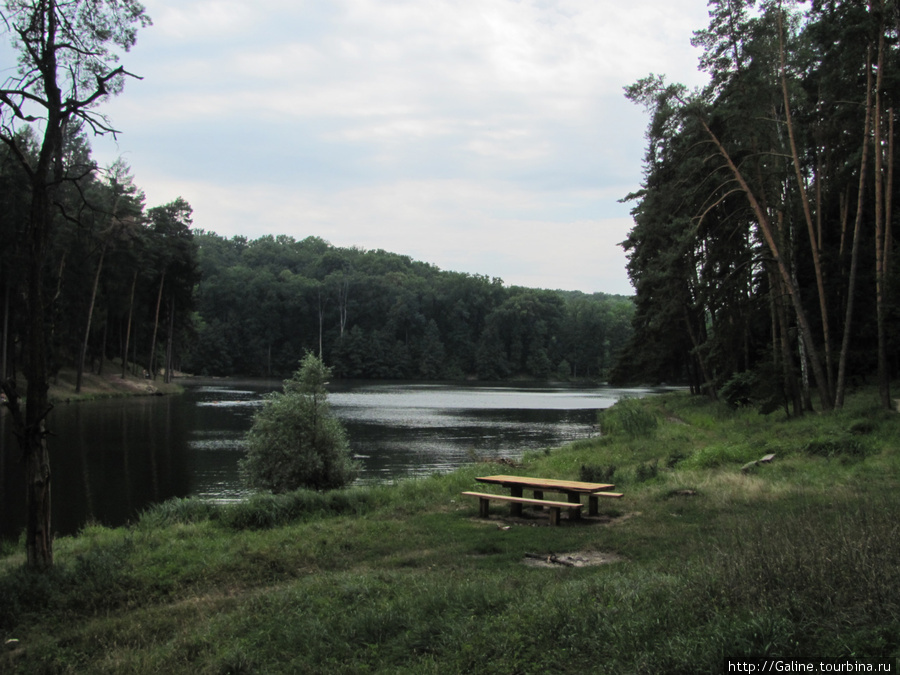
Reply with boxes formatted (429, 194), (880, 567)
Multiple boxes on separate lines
(0, 364), (185, 407)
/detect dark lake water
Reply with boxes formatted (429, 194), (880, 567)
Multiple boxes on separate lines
(0, 380), (658, 540)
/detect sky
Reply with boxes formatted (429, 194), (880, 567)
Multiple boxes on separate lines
(35, 0), (712, 294)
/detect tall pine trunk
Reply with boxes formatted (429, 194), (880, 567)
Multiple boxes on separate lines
(873, 11), (893, 411)
(13, 179), (55, 569)
(121, 270), (137, 379)
(779, 13), (834, 401)
(836, 45), (873, 409)
(164, 296), (175, 384)
(1, 277), (9, 382)
(148, 270), (165, 381)
(76, 242), (107, 393)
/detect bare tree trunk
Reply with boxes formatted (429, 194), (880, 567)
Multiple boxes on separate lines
(779, 13), (834, 401)
(836, 45), (874, 409)
(98, 311), (108, 376)
(337, 275), (350, 337)
(164, 296), (175, 384)
(874, 17), (892, 409)
(1, 277), (8, 382)
(148, 270), (165, 381)
(317, 285), (324, 359)
(121, 270), (137, 379)
(683, 305), (717, 400)
(76, 242), (107, 393)
(777, 291), (803, 417)
(1, 180), (56, 569)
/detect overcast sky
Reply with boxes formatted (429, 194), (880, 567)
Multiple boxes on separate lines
(84, 0), (711, 295)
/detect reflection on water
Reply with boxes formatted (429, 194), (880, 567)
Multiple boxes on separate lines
(1, 380), (658, 539)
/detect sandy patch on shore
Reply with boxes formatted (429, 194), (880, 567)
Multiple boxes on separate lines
(522, 551), (625, 567)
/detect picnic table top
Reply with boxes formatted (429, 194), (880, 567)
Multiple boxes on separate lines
(475, 475), (615, 493)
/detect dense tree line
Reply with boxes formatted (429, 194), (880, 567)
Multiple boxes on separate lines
(185, 232), (634, 381)
(613, 0), (899, 413)
(0, 128), (199, 389)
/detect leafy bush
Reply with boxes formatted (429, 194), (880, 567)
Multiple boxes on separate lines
(719, 363), (786, 415)
(240, 354), (358, 493)
(719, 370), (759, 409)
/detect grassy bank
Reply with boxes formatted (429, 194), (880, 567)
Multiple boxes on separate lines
(43, 361), (184, 403)
(1, 388), (898, 673)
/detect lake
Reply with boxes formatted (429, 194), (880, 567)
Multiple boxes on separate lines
(0, 380), (659, 540)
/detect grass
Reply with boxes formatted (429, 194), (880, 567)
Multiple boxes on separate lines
(2, 386), (899, 673)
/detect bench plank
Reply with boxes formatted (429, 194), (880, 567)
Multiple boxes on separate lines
(461, 492), (579, 508)
(461, 491), (581, 526)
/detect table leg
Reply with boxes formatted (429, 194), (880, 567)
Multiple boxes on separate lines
(548, 507), (560, 526)
(589, 495), (599, 516)
(510, 486), (523, 517)
(533, 490), (544, 510)
(567, 493), (582, 520)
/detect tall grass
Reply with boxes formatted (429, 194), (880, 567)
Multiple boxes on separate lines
(600, 396), (659, 438)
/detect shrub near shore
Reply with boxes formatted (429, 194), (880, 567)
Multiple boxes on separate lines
(1, 388), (898, 673)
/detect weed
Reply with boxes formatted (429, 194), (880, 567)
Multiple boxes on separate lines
(804, 435), (872, 458)
(634, 459), (659, 483)
(138, 497), (221, 528)
(579, 463), (616, 483)
(849, 419), (877, 435)
(683, 443), (757, 469)
(666, 451), (687, 468)
(600, 396), (658, 438)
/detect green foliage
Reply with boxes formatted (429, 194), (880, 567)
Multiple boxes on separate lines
(600, 396), (659, 438)
(240, 354), (358, 493)
(619, 0), (900, 409)
(719, 366), (786, 415)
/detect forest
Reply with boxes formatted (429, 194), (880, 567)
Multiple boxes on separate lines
(187, 232), (633, 380)
(0, 129), (634, 386)
(613, 0), (900, 413)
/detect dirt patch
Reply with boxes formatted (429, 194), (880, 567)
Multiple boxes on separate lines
(522, 550), (625, 567)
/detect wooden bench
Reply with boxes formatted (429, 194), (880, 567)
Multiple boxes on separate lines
(588, 491), (623, 515)
(475, 475), (620, 519)
(461, 491), (581, 526)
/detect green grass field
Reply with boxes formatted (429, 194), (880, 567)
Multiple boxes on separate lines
(2, 387), (898, 674)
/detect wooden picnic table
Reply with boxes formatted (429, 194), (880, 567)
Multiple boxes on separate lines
(474, 475), (620, 519)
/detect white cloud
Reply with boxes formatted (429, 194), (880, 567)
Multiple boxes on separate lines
(89, 0), (712, 293)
